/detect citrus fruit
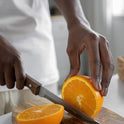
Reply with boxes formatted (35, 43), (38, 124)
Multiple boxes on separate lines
(61, 75), (104, 118)
(16, 104), (64, 124)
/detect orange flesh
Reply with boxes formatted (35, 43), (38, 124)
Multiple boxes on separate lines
(62, 75), (104, 118)
(18, 104), (62, 120)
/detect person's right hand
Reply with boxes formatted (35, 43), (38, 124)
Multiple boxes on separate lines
(0, 35), (25, 89)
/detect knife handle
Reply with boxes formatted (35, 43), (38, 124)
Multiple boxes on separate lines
(25, 74), (41, 95)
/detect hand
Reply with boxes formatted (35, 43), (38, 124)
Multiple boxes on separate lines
(0, 36), (25, 89)
(66, 24), (114, 96)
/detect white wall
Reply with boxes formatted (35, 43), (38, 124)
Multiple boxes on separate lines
(80, 0), (124, 73)
(111, 16), (124, 71)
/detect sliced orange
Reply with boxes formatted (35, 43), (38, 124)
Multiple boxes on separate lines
(62, 75), (104, 118)
(16, 104), (64, 124)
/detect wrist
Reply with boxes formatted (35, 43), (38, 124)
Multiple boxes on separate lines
(67, 18), (90, 31)
(67, 19), (91, 32)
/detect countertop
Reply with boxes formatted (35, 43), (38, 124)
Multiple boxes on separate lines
(103, 74), (124, 117)
(0, 74), (124, 124)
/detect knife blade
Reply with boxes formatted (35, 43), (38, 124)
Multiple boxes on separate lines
(25, 74), (100, 124)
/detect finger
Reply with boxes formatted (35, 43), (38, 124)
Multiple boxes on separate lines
(0, 66), (5, 85)
(14, 58), (25, 90)
(86, 36), (102, 91)
(99, 38), (114, 96)
(66, 48), (81, 80)
(4, 65), (15, 89)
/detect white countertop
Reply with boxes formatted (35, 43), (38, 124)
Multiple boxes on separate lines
(103, 74), (124, 117)
(0, 113), (12, 124)
(0, 74), (124, 124)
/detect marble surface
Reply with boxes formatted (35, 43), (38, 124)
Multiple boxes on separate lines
(103, 74), (124, 117)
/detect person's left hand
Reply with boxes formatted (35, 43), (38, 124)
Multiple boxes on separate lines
(66, 24), (114, 96)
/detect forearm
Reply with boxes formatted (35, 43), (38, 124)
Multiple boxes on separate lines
(54, 0), (90, 29)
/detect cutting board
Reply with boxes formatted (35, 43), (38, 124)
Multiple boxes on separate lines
(12, 97), (124, 124)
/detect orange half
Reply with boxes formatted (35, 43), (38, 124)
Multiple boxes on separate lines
(62, 75), (104, 118)
(16, 104), (64, 124)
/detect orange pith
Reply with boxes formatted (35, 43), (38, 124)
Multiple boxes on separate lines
(16, 104), (64, 124)
(61, 75), (104, 118)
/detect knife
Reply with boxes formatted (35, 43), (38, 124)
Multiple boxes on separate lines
(25, 74), (100, 124)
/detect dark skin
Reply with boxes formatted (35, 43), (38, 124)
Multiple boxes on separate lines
(55, 0), (114, 96)
(0, 36), (25, 89)
(0, 0), (114, 96)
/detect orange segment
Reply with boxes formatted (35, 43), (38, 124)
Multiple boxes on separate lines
(62, 75), (104, 118)
(16, 104), (64, 124)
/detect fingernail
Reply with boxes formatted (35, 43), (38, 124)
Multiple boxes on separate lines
(98, 83), (102, 90)
(105, 88), (108, 95)
(97, 77), (102, 90)
(97, 77), (101, 84)
(92, 79), (101, 91)
(101, 88), (108, 96)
